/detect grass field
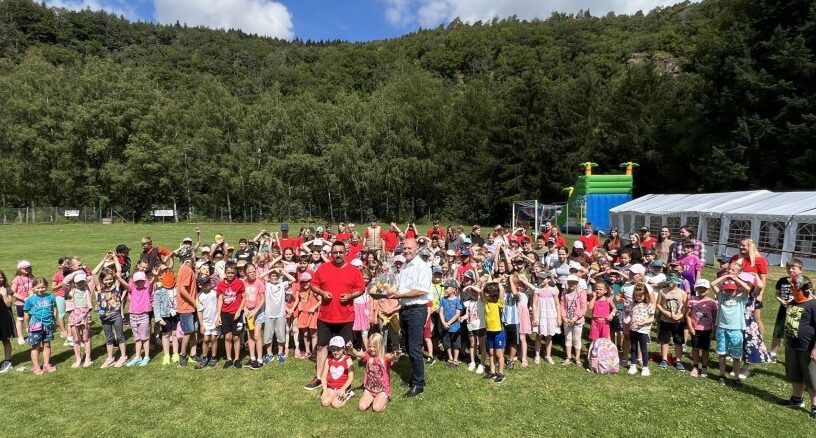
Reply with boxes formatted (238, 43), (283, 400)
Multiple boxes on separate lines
(0, 224), (812, 437)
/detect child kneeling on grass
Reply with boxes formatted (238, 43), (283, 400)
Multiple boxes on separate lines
(348, 333), (399, 413)
(320, 336), (354, 409)
(780, 275), (816, 419)
(23, 278), (57, 375)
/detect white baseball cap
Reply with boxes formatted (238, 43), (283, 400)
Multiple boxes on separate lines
(629, 264), (646, 275)
(350, 259), (363, 267)
(74, 272), (88, 283)
(328, 336), (345, 349)
(694, 279), (711, 289)
(573, 241), (584, 249)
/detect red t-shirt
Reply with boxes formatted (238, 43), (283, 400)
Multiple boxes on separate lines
(51, 271), (65, 297)
(405, 229), (417, 239)
(278, 237), (301, 254)
(381, 230), (399, 251)
(578, 234), (600, 253)
(426, 227), (446, 239)
(176, 263), (197, 314)
(216, 278), (245, 315)
(455, 263), (474, 282)
(730, 255), (768, 276)
(553, 236), (567, 249)
(345, 242), (363, 263)
(641, 236), (657, 249)
(335, 232), (352, 242)
(313, 262), (366, 324)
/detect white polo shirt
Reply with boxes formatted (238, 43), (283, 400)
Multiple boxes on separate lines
(397, 255), (432, 306)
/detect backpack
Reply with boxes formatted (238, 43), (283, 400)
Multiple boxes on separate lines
(588, 338), (619, 374)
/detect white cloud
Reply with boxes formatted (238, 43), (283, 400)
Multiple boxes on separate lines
(43, 0), (143, 20)
(154, 0), (293, 39)
(385, 0), (694, 28)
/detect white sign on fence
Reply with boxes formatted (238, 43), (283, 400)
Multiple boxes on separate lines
(64, 210), (80, 217)
(152, 210), (176, 217)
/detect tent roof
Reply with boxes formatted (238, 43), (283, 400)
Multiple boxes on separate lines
(610, 190), (816, 220)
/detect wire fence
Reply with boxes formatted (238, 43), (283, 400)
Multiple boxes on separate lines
(0, 207), (110, 224)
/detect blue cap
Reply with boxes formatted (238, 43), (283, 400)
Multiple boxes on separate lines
(463, 237), (472, 245)
(442, 279), (459, 289)
(432, 266), (443, 275)
(461, 248), (471, 256)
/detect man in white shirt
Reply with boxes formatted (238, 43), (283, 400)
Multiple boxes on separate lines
(388, 238), (431, 397)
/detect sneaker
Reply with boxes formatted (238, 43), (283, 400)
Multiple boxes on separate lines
(162, 356), (171, 366)
(196, 358), (209, 369)
(700, 367), (709, 378)
(628, 364), (638, 375)
(689, 366), (699, 377)
(468, 361), (476, 372)
(675, 362), (686, 372)
(770, 352), (778, 363)
(738, 367), (750, 380)
(233, 359), (242, 368)
(641, 366), (650, 377)
(139, 356), (150, 366)
(262, 354), (273, 365)
(223, 360), (233, 369)
(658, 360), (668, 369)
(546, 356), (555, 365)
(427, 357), (436, 365)
(278, 354), (285, 364)
(207, 358), (217, 368)
(304, 377), (322, 390)
(193, 355), (202, 363)
(0, 361), (12, 373)
(44, 364), (57, 373)
(780, 397), (805, 409)
(483, 371), (496, 380)
(171, 353), (180, 364)
(345, 389), (355, 400)
(178, 355), (188, 368)
(507, 361), (515, 371)
(100, 357), (115, 369)
(126, 357), (141, 367)
(446, 362), (457, 368)
(114, 356), (128, 368)
(494, 373), (506, 383)
(718, 377), (726, 385)
(476, 364), (484, 374)
(249, 360), (262, 370)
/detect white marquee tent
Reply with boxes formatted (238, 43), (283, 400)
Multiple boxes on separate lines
(609, 190), (816, 269)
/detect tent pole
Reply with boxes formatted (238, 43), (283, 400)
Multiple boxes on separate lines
(534, 200), (539, 236)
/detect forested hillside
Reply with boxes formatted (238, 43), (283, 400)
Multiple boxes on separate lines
(0, 0), (813, 223)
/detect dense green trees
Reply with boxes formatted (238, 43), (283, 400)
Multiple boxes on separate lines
(0, 0), (812, 223)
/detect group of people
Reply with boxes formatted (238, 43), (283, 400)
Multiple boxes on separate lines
(0, 219), (814, 418)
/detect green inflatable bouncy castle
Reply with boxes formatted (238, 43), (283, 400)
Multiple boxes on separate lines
(557, 163), (634, 233)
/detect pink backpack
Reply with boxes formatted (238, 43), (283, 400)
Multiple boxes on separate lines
(588, 338), (619, 374)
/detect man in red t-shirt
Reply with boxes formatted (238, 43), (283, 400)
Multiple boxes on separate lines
(577, 222), (600, 253)
(277, 223), (302, 254)
(381, 222), (401, 254)
(304, 241), (366, 390)
(216, 262), (245, 368)
(176, 259), (198, 366)
(640, 227), (657, 250)
(426, 220), (446, 239)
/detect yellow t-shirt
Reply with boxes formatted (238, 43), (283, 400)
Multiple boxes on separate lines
(431, 284), (444, 312)
(484, 301), (504, 332)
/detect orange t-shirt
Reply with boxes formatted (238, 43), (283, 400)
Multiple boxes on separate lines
(175, 264), (197, 313)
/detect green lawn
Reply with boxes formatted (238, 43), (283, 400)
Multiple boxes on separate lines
(0, 224), (812, 437)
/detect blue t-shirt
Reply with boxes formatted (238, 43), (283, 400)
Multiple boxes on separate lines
(440, 296), (463, 333)
(23, 293), (56, 327)
(715, 291), (747, 330)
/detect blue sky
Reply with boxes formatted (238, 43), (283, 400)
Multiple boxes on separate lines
(43, 1), (691, 42)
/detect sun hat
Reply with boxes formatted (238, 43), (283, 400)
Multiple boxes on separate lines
(566, 274), (580, 283)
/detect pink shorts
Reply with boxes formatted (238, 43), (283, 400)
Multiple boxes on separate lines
(131, 313), (151, 341)
(69, 307), (90, 327)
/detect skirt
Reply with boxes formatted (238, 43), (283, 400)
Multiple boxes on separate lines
(518, 306), (532, 335)
(353, 302), (370, 331)
(69, 307), (91, 327)
(298, 311), (318, 330)
(534, 296), (561, 336)
(0, 304), (14, 339)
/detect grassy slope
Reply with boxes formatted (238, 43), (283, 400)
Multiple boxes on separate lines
(0, 224), (810, 437)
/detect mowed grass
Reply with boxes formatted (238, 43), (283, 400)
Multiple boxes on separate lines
(0, 224), (812, 437)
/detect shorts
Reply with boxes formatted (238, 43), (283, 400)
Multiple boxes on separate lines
(785, 346), (816, 391)
(203, 327), (221, 336)
(179, 313), (197, 335)
(159, 315), (179, 334)
(486, 330), (506, 350)
(690, 329), (712, 350)
(469, 328), (486, 337)
(715, 328), (744, 358)
(220, 312), (243, 335)
(441, 330), (461, 349)
(610, 314), (623, 332)
(773, 307), (787, 339)
(130, 313), (151, 340)
(263, 316), (286, 344)
(658, 321), (685, 345)
(69, 307), (91, 327)
(316, 320), (353, 347)
(423, 315), (433, 338)
(55, 296), (67, 319)
(254, 310), (265, 324)
(16, 304), (24, 321)
(27, 325), (55, 345)
(504, 324), (519, 347)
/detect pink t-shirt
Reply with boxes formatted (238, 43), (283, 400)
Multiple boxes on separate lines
(363, 352), (395, 397)
(244, 278), (265, 310)
(689, 297), (717, 331)
(128, 280), (154, 314)
(12, 275), (33, 305)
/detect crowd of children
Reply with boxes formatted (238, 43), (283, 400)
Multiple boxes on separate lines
(0, 220), (814, 418)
